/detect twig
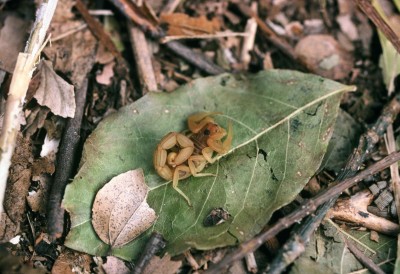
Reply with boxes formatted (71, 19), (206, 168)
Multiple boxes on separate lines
(160, 32), (248, 43)
(244, 252), (257, 273)
(160, 0), (181, 14)
(234, 2), (297, 62)
(47, 79), (88, 239)
(265, 94), (400, 273)
(240, 18), (257, 69)
(107, 0), (225, 75)
(205, 151), (400, 274)
(355, 0), (400, 54)
(132, 232), (166, 274)
(163, 41), (225, 75)
(345, 238), (385, 274)
(128, 21), (158, 94)
(328, 190), (399, 235)
(75, 0), (123, 63)
(51, 23), (87, 42)
(0, 0), (58, 220)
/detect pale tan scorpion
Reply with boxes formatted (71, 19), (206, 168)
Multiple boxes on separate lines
(153, 112), (232, 206)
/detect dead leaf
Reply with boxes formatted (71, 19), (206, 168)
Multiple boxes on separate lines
(0, 13), (30, 72)
(101, 256), (130, 274)
(96, 61), (115, 86)
(4, 133), (33, 223)
(370, 230), (380, 242)
(24, 106), (50, 138)
(0, 213), (18, 243)
(32, 157), (55, 177)
(34, 60), (75, 118)
(44, 2), (97, 88)
(142, 255), (182, 274)
(91, 169), (157, 248)
(0, 244), (46, 273)
(51, 248), (92, 274)
(27, 175), (51, 214)
(160, 13), (220, 36)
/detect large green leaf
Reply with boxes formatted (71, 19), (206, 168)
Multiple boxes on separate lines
(63, 70), (354, 260)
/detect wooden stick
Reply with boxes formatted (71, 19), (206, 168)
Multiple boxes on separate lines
(345, 238), (385, 274)
(47, 79), (88, 239)
(128, 21), (158, 94)
(355, 0), (400, 54)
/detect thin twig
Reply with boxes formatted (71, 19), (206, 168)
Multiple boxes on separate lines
(0, 0), (58, 220)
(75, 0), (123, 63)
(355, 0), (400, 54)
(345, 238), (385, 274)
(128, 21), (158, 94)
(47, 79), (88, 239)
(205, 151), (400, 274)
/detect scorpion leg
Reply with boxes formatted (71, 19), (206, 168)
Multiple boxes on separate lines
(172, 165), (192, 206)
(188, 155), (216, 177)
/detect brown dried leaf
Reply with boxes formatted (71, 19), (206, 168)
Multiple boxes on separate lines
(27, 175), (51, 214)
(51, 249), (92, 274)
(0, 14), (30, 72)
(160, 13), (220, 36)
(44, 2), (97, 88)
(4, 133), (33, 223)
(34, 61), (75, 118)
(96, 61), (115, 86)
(24, 106), (50, 138)
(92, 169), (156, 248)
(102, 256), (130, 274)
(0, 213), (18, 243)
(142, 255), (182, 274)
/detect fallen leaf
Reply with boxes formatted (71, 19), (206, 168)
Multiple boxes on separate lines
(142, 255), (182, 274)
(0, 13), (30, 73)
(64, 70), (354, 260)
(44, 2), (97, 88)
(102, 256), (130, 274)
(51, 249), (92, 274)
(23, 106), (50, 138)
(0, 244), (46, 274)
(370, 230), (379, 243)
(160, 13), (220, 36)
(32, 157), (55, 177)
(91, 169), (157, 248)
(96, 61), (115, 86)
(34, 60), (75, 118)
(27, 175), (51, 214)
(0, 213), (18, 243)
(4, 133), (33, 223)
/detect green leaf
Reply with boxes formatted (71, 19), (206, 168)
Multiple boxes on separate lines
(63, 70), (354, 260)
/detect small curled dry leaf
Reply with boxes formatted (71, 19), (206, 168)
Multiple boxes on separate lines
(92, 169), (156, 248)
(34, 60), (75, 118)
